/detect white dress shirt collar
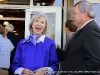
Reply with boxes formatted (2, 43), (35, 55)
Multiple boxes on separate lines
(80, 19), (94, 29)
(37, 35), (45, 43)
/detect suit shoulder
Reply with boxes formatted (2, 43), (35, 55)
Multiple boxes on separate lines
(87, 20), (100, 29)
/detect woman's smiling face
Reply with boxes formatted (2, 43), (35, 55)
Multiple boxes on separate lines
(32, 16), (46, 35)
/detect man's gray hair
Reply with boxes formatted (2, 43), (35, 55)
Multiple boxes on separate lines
(5, 24), (14, 32)
(74, 1), (95, 19)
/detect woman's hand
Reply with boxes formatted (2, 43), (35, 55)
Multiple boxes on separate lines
(33, 67), (48, 75)
(22, 68), (34, 75)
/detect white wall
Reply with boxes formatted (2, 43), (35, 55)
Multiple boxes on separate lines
(93, 3), (100, 27)
(53, 0), (62, 6)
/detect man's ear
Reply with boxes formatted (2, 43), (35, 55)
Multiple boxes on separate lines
(82, 12), (88, 18)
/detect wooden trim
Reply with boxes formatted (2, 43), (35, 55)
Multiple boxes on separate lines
(0, 17), (25, 20)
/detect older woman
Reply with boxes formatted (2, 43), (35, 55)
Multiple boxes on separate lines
(12, 11), (59, 75)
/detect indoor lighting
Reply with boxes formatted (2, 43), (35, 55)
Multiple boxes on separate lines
(0, 0), (4, 1)
(3, 21), (9, 26)
(0, 15), (3, 17)
(36, 3), (40, 6)
(13, 31), (17, 32)
(42, 2), (45, 6)
(14, 33), (19, 35)
(0, 0), (4, 4)
(52, 23), (55, 26)
(13, 31), (17, 33)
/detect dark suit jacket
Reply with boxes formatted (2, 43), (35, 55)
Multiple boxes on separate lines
(7, 32), (20, 75)
(57, 32), (75, 61)
(57, 20), (100, 75)
(7, 32), (20, 63)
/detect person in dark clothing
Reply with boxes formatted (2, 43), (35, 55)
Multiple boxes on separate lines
(56, 20), (77, 75)
(5, 24), (20, 75)
(57, 20), (77, 61)
(57, 1), (100, 75)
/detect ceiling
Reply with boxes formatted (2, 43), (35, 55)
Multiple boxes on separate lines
(3, 0), (55, 6)
(0, 9), (25, 18)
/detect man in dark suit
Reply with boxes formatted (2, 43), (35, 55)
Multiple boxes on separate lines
(56, 20), (77, 75)
(57, 1), (100, 75)
(5, 24), (20, 75)
(57, 20), (77, 61)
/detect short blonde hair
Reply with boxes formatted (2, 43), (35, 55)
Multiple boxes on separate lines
(29, 11), (48, 34)
(5, 24), (14, 32)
